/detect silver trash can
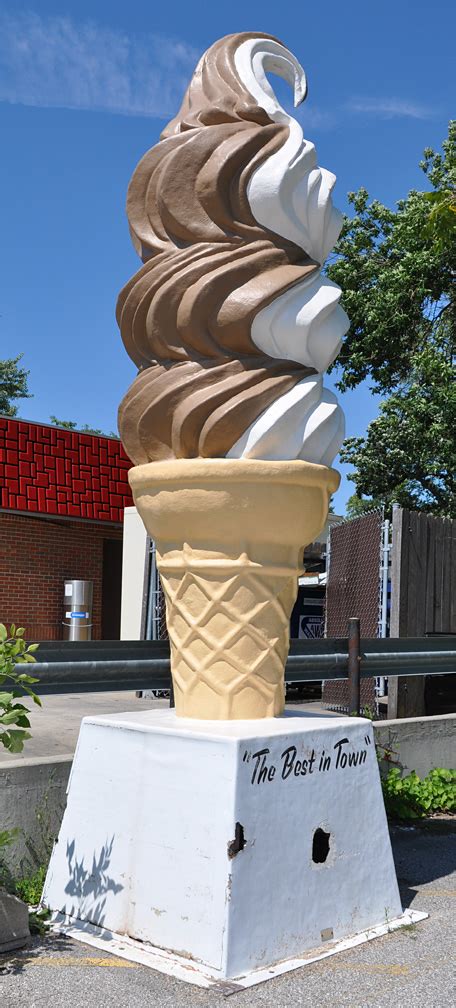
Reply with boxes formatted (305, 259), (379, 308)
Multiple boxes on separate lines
(63, 580), (93, 641)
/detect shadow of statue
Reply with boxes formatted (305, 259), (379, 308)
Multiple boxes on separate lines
(391, 828), (456, 908)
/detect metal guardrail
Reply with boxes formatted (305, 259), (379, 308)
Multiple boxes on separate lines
(23, 631), (456, 714)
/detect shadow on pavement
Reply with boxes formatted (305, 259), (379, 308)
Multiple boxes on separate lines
(391, 827), (456, 907)
(0, 931), (73, 976)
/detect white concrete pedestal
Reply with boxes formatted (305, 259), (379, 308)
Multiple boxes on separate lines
(43, 710), (425, 988)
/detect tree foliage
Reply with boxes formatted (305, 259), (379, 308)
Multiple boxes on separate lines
(327, 121), (455, 394)
(49, 416), (118, 437)
(345, 494), (384, 519)
(327, 122), (455, 516)
(341, 337), (455, 515)
(0, 355), (32, 416)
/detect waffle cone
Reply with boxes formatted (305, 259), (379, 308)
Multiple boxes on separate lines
(129, 459), (339, 719)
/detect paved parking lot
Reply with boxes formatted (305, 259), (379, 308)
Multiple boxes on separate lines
(1, 825), (454, 1008)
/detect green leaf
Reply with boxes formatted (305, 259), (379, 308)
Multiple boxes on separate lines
(0, 708), (30, 725)
(15, 715), (31, 728)
(15, 628), (25, 637)
(0, 624), (7, 642)
(0, 729), (31, 753)
(0, 691), (15, 705)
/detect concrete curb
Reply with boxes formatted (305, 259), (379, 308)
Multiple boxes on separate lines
(0, 756), (72, 874)
(375, 713), (455, 777)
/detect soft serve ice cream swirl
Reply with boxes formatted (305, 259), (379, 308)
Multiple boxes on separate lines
(117, 32), (347, 465)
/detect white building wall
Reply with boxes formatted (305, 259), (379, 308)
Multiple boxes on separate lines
(120, 506), (148, 640)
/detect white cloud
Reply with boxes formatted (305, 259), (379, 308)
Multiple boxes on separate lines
(295, 105), (336, 131)
(0, 10), (199, 117)
(346, 97), (434, 120)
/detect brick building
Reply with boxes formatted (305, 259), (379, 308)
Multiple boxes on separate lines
(0, 417), (133, 640)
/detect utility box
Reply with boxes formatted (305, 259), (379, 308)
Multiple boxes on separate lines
(63, 580), (93, 641)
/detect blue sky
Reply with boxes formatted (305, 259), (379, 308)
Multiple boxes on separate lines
(1, 1), (454, 513)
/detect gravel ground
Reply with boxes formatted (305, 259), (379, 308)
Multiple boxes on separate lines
(1, 825), (454, 1008)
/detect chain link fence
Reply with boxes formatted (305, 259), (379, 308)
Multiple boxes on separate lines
(139, 540), (169, 697)
(324, 510), (384, 713)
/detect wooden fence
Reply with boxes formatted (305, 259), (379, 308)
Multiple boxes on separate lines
(389, 508), (456, 716)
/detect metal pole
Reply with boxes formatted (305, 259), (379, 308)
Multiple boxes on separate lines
(380, 519), (390, 639)
(150, 540), (158, 642)
(145, 540), (154, 642)
(324, 525), (332, 636)
(377, 518), (390, 697)
(348, 617), (361, 715)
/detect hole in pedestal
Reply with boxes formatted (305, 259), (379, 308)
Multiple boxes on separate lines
(312, 827), (331, 864)
(228, 822), (246, 859)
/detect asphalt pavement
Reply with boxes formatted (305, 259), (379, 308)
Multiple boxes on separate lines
(1, 825), (454, 1008)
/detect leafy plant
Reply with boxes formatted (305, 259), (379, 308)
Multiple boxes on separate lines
(381, 766), (456, 820)
(15, 864), (47, 906)
(0, 623), (40, 754)
(28, 906), (51, 935)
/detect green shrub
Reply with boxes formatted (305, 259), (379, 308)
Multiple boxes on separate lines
(15, 864), (47, 906)
(382, 766), (456, 820)
(0, 623), (40, 753)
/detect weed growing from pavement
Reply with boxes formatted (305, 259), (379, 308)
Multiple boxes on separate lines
(400, 923), (419, 939)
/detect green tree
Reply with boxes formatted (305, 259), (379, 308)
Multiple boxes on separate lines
(341, 337), (455, 515)
(49, 416), (118, 437)
(328, 122), (455, 515)
(345, 494), (384, 519)
(49, 416), (78, 430)
(0, 355), (32, 416)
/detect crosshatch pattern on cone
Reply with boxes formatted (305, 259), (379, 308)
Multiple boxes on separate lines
(129, 458), (339, 719)
(160, 548), (297, 718)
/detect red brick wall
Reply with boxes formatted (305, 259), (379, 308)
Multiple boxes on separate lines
(0, 511), (123, 640)
(0, 417), (133, 521)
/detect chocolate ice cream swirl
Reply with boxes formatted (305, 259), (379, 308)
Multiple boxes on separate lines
(117, 32), (320, 463)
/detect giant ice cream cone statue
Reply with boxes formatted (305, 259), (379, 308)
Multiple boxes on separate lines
(118, 33), (348, 718)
